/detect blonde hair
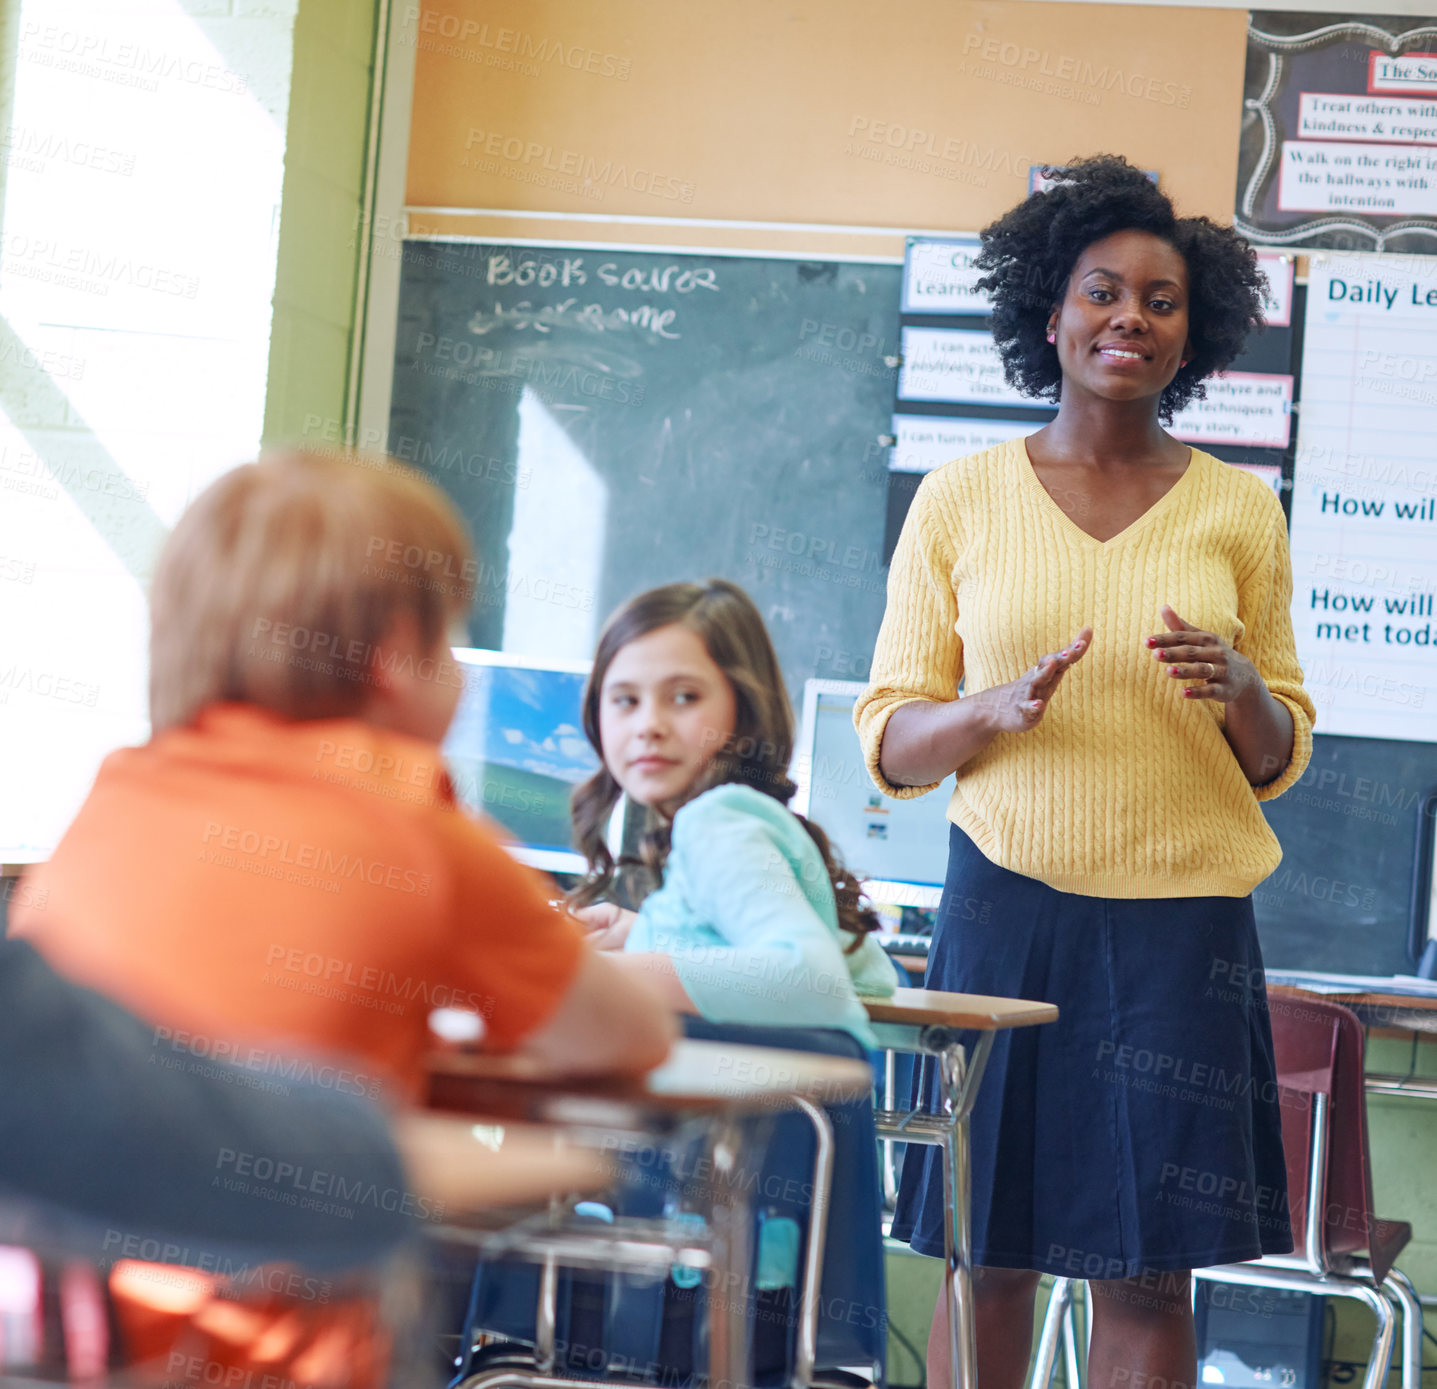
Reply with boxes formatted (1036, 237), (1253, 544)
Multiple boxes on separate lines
(149, 450), (476, 731)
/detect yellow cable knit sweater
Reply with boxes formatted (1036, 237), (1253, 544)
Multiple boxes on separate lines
(854, 439), (1316, 899)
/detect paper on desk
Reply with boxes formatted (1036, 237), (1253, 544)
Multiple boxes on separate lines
(1266, 970), (1437, 998)
(1391, 975), (1437, 995)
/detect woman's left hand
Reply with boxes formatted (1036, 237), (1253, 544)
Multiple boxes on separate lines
(1146, 606), (1260, 703)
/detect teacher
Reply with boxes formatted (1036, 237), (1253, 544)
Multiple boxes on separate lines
(855, 155), (1314, 1389)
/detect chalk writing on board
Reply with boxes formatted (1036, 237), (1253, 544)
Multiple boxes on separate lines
(467, 300), (681, 339)
(468, 258), (722, 341)
(390, 242), (902, 702)
(485, 254), (590, 287)
(484, 253), (720, 296)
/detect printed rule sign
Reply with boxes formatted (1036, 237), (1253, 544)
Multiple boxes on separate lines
(898, 328), (1292, 447)
(1289, 252), (1437, 740)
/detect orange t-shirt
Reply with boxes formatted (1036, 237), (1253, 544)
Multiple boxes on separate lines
(11, 704), (586, 1100)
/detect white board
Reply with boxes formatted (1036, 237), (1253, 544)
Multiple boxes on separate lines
(1288, 251), (1437, 740)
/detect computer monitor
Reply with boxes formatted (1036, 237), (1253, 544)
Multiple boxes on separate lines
(1194, 1282), (1323, 1389)
(790, 679), (954, 909)
(443, 649), (599, 876)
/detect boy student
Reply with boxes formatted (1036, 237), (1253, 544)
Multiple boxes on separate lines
(12, 451), (675, 1098)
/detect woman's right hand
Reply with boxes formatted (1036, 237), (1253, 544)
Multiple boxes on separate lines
(977, 627), (1093, 732)
(878, 627), (1094, 787)
(573, 903), (637, 951)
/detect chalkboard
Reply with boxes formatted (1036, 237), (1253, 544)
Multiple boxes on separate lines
(388, 243), (902, 698)
(1256, 737), (1437, 976)
(386, 240), (1431, 977)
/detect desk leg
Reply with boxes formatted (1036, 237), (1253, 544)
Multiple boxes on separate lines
(939, 1033), (994, 1389)
(534, 1252), (558, 1374)
(707, 1114), (753, 1389)
(882, 1049), (901, 1206)
(535, 1191), (561, 1373)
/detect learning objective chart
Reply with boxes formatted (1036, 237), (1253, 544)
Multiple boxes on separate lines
(1289, 252), (1437, 739)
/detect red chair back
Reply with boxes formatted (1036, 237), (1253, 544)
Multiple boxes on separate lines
(1267, 990), (1409, 1283)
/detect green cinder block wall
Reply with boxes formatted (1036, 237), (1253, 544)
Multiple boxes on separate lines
(263, 0), (379, 445)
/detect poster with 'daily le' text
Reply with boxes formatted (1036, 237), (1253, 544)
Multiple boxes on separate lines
(1289, 252), (1437, 739)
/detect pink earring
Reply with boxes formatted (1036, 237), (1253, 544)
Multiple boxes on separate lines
(1180, 358), (1189, 368)
(1046, 331), (1056, 344)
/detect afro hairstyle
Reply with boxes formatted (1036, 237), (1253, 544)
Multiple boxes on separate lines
(973, 155), (1267, 422)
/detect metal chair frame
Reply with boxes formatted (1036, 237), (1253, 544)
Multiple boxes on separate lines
(1028, 1086), (1421, 1389)
(446, 1094), (853, 1389)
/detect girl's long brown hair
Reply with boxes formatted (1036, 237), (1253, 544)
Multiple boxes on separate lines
(569, 580), (879, 952)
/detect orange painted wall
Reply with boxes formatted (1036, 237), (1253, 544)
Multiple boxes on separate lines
(404, 0), (1248, 249)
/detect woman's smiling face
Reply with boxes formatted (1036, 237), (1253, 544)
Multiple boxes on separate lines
(1048, 228), (1193, 408)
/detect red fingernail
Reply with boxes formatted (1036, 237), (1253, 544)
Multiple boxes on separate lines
(1145, 637), (1157, 648)
(1168, 666), (1180, 676)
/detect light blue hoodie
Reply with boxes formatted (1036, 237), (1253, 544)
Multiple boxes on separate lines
(625, 783), (899, 1050)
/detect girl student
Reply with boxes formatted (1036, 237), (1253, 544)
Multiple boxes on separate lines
(567, 579), (900, 1046)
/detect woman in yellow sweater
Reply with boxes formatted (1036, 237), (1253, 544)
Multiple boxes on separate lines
(856, 156), (1314, 1389)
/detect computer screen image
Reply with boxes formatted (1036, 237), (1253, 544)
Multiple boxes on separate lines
(791, 680), (954, 909)
(443, 649), (599, 874)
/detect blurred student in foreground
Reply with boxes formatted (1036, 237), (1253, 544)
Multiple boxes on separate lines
(1, 934), (606, 1386)
(11, 450), (674, 1095)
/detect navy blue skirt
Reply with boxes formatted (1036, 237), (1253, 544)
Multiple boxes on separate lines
(890, 826), (1293, 1278)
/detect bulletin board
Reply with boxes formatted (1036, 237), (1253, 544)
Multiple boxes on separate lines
(883, 236), (1300, 558)
(1236, 12), (1437, 251)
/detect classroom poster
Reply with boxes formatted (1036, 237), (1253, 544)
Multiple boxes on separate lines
(900, 236), (988, 314)
(897, 330), (1292, 449)
(1237, 13), (1437, 252)
(1256, 249), (1296, 326)
(888, 415), (1034, 474)
(1288, 251), (1437, 738)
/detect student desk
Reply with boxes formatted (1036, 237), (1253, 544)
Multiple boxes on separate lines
(866, 988), (1060, 1389)
(1334, 989), (1437, 1105)
(1267, 978), (1437, 1100)
(401, 1116), (615, 1209)
(426, 1038), (873, 1389)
